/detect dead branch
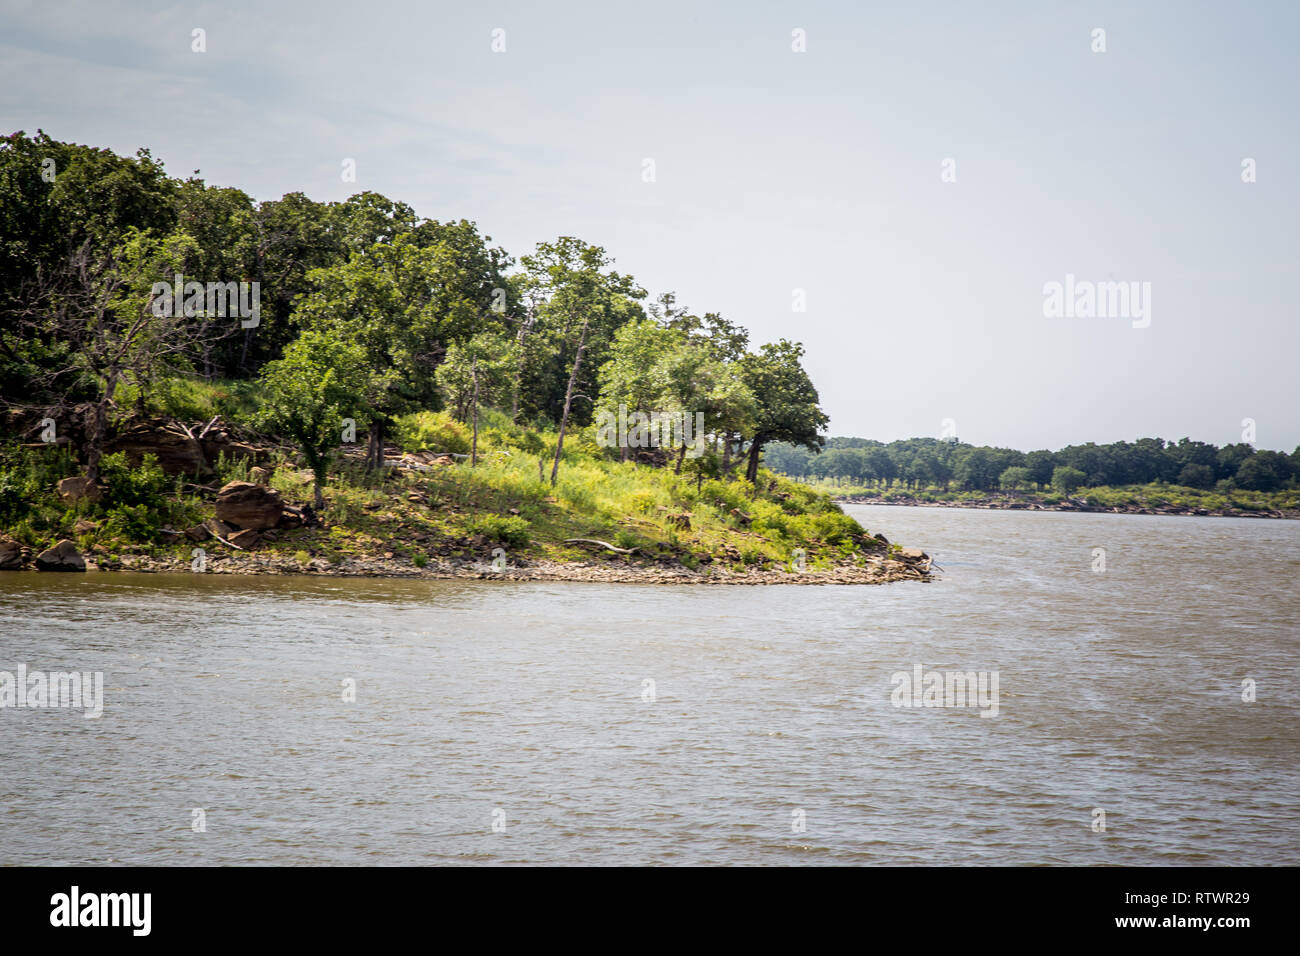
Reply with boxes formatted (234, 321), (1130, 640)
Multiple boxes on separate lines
(564, 538), (639, 555)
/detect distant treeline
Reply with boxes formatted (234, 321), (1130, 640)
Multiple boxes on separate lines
(764, 436), (1300, 494)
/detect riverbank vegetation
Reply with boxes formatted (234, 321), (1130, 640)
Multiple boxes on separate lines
(0, 131), (921, 579)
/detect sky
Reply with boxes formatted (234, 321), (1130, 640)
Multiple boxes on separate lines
(2, 0), (1297, 451)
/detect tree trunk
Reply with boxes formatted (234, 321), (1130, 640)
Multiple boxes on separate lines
(367, 419), (386, 471)
(745, 437), (763, 483)
(674, 441), (686, 475)
(84, 371), (119, 484)
(470, 359), (480, 467)
(550, 316), (589, 486)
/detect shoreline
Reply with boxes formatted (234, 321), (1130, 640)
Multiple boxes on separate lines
(8, 551), (933, 585)
(835, 494), (1298, 520)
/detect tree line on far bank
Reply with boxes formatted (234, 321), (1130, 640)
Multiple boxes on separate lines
(764, 435), (1300, 495)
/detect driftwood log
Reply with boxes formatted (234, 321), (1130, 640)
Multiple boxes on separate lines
(564, 538), (639, 555)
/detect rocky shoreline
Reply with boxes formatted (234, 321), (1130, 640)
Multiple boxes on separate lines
(0, 543), (932, 585)
(836, 494), (1298, 520)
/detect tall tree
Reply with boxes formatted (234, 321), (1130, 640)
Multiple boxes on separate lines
(738, 340), (828, 483)
(294, 231), (509, 469)
(518, 239), (644, 484)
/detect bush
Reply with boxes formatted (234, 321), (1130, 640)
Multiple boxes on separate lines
(0, 444), (77, 522)
(213, 450), (250, 486)
(394, 411), (471, 455)
(98, 452), (170, 509)
(471, 514), (530, 548)
(153, 377), (265, 422)
(102, 504), (161, 542)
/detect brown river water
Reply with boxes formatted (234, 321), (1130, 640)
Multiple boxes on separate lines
(1, 505), (1296, 865)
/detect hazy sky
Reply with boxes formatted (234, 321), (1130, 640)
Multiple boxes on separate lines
(3, 0), (1297, 451)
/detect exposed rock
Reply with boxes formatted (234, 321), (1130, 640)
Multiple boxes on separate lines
(199, 436), (260, 469)
(56, 476), (102, 504)
(203, 518), (235, 539)
(108, 420), (209, 475)
(185, 524), (211, 542)
(249, 466), (271, 485)
(229, 529), (261, 549)
(35, 539), (86, 572)
(0, 535), (26, 570)
(214, 481), (284, 530)
(72, 518), (98, 534)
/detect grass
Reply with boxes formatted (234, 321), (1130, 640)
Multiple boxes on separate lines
(0, 392), (896, 574)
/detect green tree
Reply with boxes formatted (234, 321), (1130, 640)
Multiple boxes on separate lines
(518, 238), (645, 484)
(435, 331), (517, 465)
(999, 465), (1032, 490)
(253, 329), (373, 509)
(1052, 465), (1087, 495)
(739, 340), (829, 483)
(294, 231), (509, 469)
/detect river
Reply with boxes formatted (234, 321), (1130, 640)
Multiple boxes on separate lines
(1, 505), (1296, 865)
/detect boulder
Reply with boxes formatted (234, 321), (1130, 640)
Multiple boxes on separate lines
(56, 476), (102, 504)
(108, 421), (208, 475)
(0, 535), (25, 570)
(199, 433), (261, 469)
(214, 481), (284, 530)
(249, 466), (271, 485)
(184, 524), (211, 542)
(229, 529), (261, 549)
(35, 539), (86, 572)
(203, 518), (235, 539)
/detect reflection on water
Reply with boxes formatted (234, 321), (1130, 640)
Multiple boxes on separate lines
(1, 507), (1296, 865)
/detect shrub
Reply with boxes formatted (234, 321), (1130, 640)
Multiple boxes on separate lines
(102, 504), (161, 542)
(213, 450), (250, 486)
(471, 514), (530, 548)
(98, 452), (170, 509)
(0, 444), (77, 522)
(394, 411), (471, 455)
